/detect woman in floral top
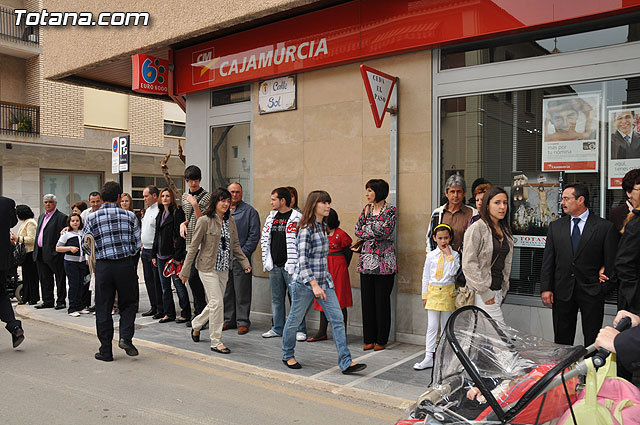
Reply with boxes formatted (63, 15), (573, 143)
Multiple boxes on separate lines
(355, 179), (397, 351)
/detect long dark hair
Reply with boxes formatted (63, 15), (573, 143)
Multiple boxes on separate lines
(205, 187), (231, 220)
(158, 188), (177, 213)
(298, 190), (332, 233)
(479, 186), (512, 238)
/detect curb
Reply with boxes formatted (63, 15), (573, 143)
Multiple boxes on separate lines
(16, 305), (414, 411)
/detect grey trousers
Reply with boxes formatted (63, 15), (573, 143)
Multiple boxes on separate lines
(223, 258), (253, 328)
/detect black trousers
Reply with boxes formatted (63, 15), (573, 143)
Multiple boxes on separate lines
(21, 253), (39, 303)
(552, 285), (605, 347)
(360, 273), (395, 345)
(36, 251), (66, 306)
(0, 269), (20, 332)
(141, 249), (162, 314)
(224, 258), (253, 328)
(188, 250), (207, 318)
(95, 257), (138, 356)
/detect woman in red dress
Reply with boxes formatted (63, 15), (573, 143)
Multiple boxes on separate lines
(307, 208), (353, 341)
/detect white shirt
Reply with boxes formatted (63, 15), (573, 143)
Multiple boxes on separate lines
(141, 202), (159, 249)
(80, 207), (98, 223)
(421, 245), (460, 294)
(570, 209), (589, 236)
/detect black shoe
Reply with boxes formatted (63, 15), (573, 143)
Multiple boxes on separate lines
(152, 313), (163, 320)
(186, 321), (192, 328)
(54, 304), (66, 310)
(28, 301), (38, 305)
(95, 352), (113, 362)
(18, 301), (27, 305)
(118, 339), (139, 356)
(342, 363), (367, 375)
(283, 359), (302, 369)
(141, 309), (156, 317)
(34, 303), (54, 309)
(191, 329), (200, 342)
(11, 326), (24, 348)
(159, 317), (174, 323)
(211, 345), (231, 354)
(88, 305), (96, 312)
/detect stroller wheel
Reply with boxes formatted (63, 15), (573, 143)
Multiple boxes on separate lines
(15, 284), (23, 303)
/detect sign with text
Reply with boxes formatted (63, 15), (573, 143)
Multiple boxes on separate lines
(258, 76), (296, 114)
(132, 54), (169, 95)
(360, 65), (396, 128)
(542, 93), (600, 173)
(111, 136), (130, 174)
(607, 104), (640, 188)
(511, 172), (560, 248)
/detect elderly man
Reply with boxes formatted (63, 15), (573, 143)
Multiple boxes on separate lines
(33, 194), (68, 309)
(426, 174), (476, 253)
(223, 182), (261, 334)
(83, 182), (141, 361)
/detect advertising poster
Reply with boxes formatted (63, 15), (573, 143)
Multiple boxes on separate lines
(511, 172), (560, 248)
(608, 105), (640, 188)
(542, 93), (600, 173)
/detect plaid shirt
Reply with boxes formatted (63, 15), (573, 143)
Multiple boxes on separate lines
(292, 221), (334, 290)
(82, 203), (141, 260)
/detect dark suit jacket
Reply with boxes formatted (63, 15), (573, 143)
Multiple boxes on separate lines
(615, 324), (640, 372)
(32, 209), (68, 263)
(540, 211), (619, 302)
(0, 196), (18, 271)
(611, 131), (640, 160)
(616, 210), (640, 314)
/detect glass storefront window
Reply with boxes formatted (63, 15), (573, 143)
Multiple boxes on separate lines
(211, 123), (252, 202)
(131, 175), (184, 212)
(41, 171), (102, 215)
(439, 76), (640, 302)
(211, 85), (251, 107)
(441, 20), (640, 70)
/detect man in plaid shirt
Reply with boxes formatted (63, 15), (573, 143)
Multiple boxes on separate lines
(83, 181), (141, 362)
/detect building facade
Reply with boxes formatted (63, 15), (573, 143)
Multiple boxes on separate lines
(42, 0), (640, 343)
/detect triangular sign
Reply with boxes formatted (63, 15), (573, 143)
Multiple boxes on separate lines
(360, 65), (396, 128)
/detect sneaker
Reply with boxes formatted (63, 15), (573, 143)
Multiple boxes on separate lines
(296, 332), (307, 342)
(413, 356), (434, 370)
(262, 329), (281, 338)
(79, 308), (91, 314)
(69, 312), (81, 317)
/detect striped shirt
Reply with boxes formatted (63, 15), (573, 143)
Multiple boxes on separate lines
(292, 221), (334, 290)
(82, 203), (141, 260)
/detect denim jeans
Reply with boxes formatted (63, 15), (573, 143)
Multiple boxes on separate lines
(269, 265), (305, 335)
(156, 257), (191, 320)
(282, 283), (352, 372)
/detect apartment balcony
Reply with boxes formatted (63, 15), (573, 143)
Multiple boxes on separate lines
(0, 6), (41, 58)
(0, 101), (39, 136)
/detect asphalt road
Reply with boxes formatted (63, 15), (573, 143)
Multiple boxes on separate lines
(0, 316), (404, 424)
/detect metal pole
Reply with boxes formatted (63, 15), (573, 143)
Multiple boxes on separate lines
(119, 172), (124, 190)
(599, 82), (607, 218)
(388, 80), (398, 342)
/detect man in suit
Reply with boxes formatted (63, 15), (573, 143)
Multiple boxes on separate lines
(541, 184), (619, 346)
(0, 196), (25, 348)
(610, 109), (640, 160)
(33, 194), (68, 309)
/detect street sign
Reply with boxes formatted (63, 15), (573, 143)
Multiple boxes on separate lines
(360, 65), (396, 128)
(111, 136), (130, 174)
(258, 76), (297, 114)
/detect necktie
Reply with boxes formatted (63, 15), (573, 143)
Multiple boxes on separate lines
(435, 252), (445, 281)
(571, 217), (581, 254)
(624, 134), (631, 146)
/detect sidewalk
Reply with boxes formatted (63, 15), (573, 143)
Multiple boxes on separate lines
(15, 282), (430, 410)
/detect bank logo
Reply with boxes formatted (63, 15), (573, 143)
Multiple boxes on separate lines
(141, 58), (166, 85)
(192, 47), (217, 85)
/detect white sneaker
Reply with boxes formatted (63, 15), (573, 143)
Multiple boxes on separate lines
(413, 356), (434, 370)
(262, 329), (281, 338)
(79, 308), (91, 314)
(69, 312), (81, 317)
(296, 332), (307, 342)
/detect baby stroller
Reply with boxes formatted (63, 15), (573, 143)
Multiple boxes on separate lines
(4, 267), (23, 303)
(396, 306), (629, 425)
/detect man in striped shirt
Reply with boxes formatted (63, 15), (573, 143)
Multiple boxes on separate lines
(83, 181), (141, 362)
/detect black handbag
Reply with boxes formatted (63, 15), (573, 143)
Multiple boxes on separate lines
(11, 240), (27, 268)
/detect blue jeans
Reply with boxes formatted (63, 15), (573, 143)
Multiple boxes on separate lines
(282, 283), (352, 371)
(269, 265), (305, 335)
(156, 257), (191, 320)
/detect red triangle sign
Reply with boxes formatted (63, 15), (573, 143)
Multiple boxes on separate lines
(360, 65), (396, 128)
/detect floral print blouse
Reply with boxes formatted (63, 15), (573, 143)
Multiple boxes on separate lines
(354, 203), (397, 275)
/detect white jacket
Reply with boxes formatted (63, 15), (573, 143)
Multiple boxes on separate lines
(260, 209), (302, 275)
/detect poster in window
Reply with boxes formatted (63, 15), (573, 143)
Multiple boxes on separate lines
(511, 172), (560, 248)
(542, 93), (600, 173)
(607, 105), (640, 189)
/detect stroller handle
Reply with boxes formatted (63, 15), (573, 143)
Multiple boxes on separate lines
(592, 316), (632, 368)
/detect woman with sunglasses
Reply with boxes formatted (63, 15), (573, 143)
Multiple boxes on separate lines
(179, 188), (251, 354)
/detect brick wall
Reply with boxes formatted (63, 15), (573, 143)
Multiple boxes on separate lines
(128, 95), (164, 147)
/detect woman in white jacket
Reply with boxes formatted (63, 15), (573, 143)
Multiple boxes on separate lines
(462, 186), (513, 327)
